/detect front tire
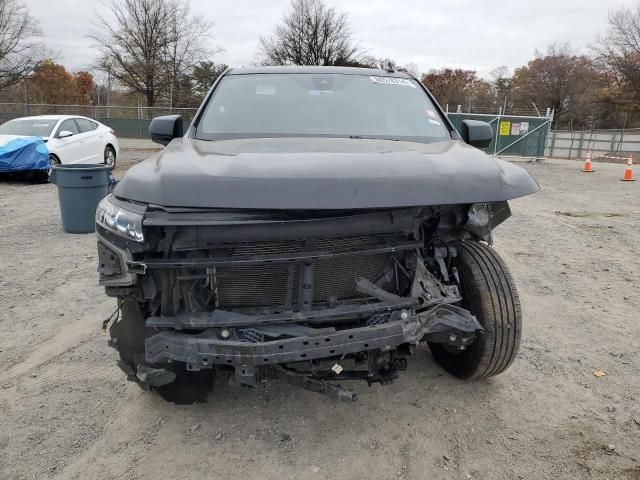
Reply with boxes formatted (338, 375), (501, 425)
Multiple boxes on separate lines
(48, 154), (60, 174)
(428, 241), (522, 380)
(109, 300), (213, 404)
(104, 146), (116, 169)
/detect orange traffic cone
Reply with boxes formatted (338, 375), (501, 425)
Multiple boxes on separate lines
(582, 150), (594, 172)
(622, 156), (635, 182)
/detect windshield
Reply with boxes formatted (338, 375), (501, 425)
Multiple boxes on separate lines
(0, 118), (57, 137)
(196, 73), (450, 142)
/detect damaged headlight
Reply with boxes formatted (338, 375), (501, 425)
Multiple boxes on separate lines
(96, 195), (145, 242)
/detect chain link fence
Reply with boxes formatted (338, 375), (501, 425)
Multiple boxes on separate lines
(447, 110), (553, 157)
(0, 103), (199, 139)
(547, 128), (640, 161)
(1, 103), (553, 156)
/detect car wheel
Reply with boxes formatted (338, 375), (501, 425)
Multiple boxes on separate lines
(48, 154), (60, 172)
(428, 240), (522, 380)
(110, 300), (213, 404)
(104, 146), (116, 169)
(48, 154), (61, 175)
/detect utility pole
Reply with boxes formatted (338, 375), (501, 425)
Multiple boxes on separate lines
(107, 68), (111, 118)
(23, 80), (28, 115)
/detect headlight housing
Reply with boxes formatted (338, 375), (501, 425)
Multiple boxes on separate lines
(96, 195), (145, 242)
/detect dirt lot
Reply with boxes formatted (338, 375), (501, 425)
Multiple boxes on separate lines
(1, 154), (639, 480)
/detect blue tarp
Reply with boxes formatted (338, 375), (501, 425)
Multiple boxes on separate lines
(0, 136), (49, 172)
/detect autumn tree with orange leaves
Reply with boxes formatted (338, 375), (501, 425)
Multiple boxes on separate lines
(26, 60), (95, 105)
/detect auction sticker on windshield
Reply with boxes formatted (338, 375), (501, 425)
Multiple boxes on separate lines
(256, 84), (276, 95)
(369, 76), (416, 88)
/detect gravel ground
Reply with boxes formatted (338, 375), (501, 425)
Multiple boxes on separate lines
(0, 154), (639, 480)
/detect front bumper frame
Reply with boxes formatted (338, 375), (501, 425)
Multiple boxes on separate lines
(145, 304), (483, 368)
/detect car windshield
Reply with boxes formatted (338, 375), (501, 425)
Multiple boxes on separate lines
(196, 73), (450, 142)
(0, 118), (58, 137)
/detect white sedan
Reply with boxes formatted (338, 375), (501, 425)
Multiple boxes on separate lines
(0, 115), (119, 169)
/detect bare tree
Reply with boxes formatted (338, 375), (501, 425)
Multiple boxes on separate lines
(489, 66), (511, 112)
(90, 0), (213, 107)
(0, 0), (44, 90)
(594, 5), (640, 112)
(163, 2), (215, 108)
(258, 0), (360, 66)
(510, 44), (597, 124)
(399, 62), (420, 77)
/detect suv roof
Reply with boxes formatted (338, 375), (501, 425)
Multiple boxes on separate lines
(227, 65), (413, 78)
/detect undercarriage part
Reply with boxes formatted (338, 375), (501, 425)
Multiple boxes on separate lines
(270, 367), (357, 402)
(234, 348), (409, 400)
(430, 243), (455, 282)
(463, 202), (512, 244)
(464, 203), (492, 243)
(101, 303), (120, 331)
(135, 363), (176, 387)
(153, 369), (215, 405)
(355, 277), (404, 303)
(428, 241), (522, 379)
(410, 256), (461, 307)
(420, 304), (484, 347)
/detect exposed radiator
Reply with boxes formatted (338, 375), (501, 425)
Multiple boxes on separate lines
(211, 235), (400, 309)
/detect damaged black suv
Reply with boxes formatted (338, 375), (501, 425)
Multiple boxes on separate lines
(96, 66), (539, 403)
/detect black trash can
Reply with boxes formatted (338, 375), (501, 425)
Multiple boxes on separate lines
(49, 164), (111, 233)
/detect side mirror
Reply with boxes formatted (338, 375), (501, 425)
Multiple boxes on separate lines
(459, 120), (493, 149)
(149, 115), (183, 146)
(58, 130), (74, 139)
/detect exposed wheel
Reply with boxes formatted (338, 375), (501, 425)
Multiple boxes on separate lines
(428, 240), (522, 380)
(104, 146), (116, 169)
(109, 300), (213, 404)
(109, 300), (146, 373)
(48, 154), (60, 174)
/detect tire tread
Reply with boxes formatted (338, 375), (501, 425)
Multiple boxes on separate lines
(429, 240), (522, 380)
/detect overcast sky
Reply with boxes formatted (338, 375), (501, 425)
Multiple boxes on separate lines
(31, 0), (636, 79)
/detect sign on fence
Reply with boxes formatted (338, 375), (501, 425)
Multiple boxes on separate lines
(448, 111), (553, 157)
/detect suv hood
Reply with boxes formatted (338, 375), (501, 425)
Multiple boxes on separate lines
(114, 137), (539, 209)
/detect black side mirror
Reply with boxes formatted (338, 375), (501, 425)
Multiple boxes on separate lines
(459, 120), (493, 149)
(149, 115), (183, 146)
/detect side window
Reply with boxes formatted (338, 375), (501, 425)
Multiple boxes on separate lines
(75, 118), (97, 133)
(57, 119), (79, 136)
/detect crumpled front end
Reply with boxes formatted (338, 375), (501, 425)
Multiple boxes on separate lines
(97, 204), (503, 400)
